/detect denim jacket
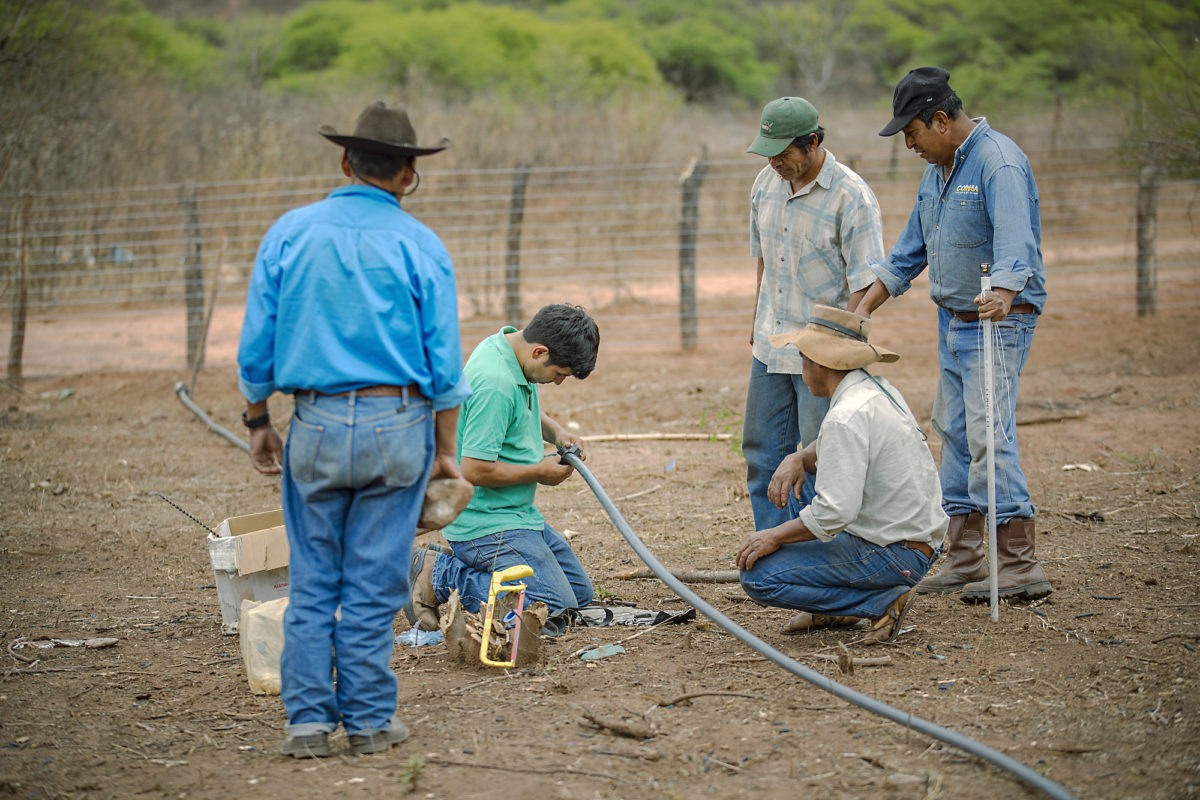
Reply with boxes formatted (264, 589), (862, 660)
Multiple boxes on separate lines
(873, 118), (1046, 314)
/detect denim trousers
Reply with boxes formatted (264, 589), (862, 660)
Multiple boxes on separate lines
(279, 391), (432, 737)
(431, 524), (593, 619)
(742, 357), (829, 530)
(932, 308), (1037, 522)
(739, 531), (932, 620)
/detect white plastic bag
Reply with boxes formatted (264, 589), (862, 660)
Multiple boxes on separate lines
(239, 596), (288, 695)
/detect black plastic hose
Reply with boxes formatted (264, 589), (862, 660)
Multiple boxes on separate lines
(561, 449), (1077, 800)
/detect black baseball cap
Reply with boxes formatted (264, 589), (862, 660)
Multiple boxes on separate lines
(879, 66), (953, 137)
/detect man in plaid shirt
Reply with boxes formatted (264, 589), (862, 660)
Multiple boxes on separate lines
(744, 97), (886, 531)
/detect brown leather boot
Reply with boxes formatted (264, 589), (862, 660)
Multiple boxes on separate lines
(915, 512), (986, 594)
(961, 517), (1052, 602)
(781, 612), (861, 635)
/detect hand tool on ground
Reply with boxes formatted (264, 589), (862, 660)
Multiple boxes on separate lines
(479, 564), (533, 668)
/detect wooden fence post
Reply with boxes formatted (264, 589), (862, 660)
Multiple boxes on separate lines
(180, 183), (205, 367)
(1135, 161), (1159, 317)
(505, 164), (531, 326)
(6, 195), (31, 387)
(679, 151), (708, 351)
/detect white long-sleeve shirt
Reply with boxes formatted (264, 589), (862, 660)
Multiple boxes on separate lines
(798, 370), (948, 549)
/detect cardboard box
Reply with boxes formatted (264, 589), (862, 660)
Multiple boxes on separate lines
(208, 509), (290, 634)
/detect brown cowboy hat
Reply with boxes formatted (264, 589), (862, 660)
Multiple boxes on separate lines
(319, 100), (450, 157)
(769, 305), (899, 370)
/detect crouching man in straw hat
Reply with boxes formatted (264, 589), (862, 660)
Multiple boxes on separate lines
(736, 306), (948, 645)
(238, 101), (470, 758)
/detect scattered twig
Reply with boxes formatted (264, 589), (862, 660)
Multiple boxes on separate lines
(807, 652), (892, 667)
(650, 691), (765, 707)
(579, 708), (656, 740)
(616, 485), (662, 501)
(568, 616), (682, 658)
(432, 758), (627, 782)
(448, 669), (545, 696)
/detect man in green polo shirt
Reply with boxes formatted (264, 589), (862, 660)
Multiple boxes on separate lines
(404, 304), (600, 633)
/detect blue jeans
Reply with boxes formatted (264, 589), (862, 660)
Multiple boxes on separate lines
(932, 308), (1037, 522)
(739, 532), (932, 620)
(279, 391), (433, 737)
(432, 524), (593, 621)
(743, 357), (829, 529)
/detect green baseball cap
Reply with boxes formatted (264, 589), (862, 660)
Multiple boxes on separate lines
(746, 97), (819, 157)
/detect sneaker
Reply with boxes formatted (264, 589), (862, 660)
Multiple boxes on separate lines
(349, 720), (410, 756)
(280, 732), (331, 759)
(402, 547), (440, 631)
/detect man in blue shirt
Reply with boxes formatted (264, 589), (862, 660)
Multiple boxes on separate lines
(237, 101), (472, 758)
(405, 304), (599, 636)
(853, 67), (1052, 603)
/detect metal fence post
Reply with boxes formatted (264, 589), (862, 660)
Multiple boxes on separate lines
(679, 152), (707, 351)
(505, 164), (531, 326)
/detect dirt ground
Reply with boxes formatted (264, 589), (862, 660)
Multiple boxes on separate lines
(1, 291), (1199, 800)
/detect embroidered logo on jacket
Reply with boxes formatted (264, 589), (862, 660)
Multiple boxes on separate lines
(955, 184), (980, 193)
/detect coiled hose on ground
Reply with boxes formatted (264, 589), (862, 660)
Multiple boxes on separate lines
(559, 447), (1078, 800)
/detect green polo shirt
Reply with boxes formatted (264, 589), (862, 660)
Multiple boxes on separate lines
(443, 327), (546, 542)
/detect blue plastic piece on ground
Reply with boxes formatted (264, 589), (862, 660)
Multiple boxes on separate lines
(395, 626), (445, 647)
(579, 644), (625, 661)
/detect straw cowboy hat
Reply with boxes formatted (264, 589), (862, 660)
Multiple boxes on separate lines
(319, 100), (450, 157)
(769, 305), (899, 370)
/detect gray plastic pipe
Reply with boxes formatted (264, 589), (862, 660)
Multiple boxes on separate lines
(174, 382), (249, 452)
(561, 449), (1077, 800)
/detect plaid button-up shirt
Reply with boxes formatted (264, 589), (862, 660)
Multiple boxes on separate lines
(750, 150), (884, 373)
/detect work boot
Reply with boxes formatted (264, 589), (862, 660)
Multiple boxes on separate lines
(915, 512), (987, 594)
(402, 547), (440, 631)
(280, 732), (331, 759)
(861, 588), (917, 646)
(349, 718), (410, 756)
(781, 611), (861, 635)
(961, 518), (1052, 602)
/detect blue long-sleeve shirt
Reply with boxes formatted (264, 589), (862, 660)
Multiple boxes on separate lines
(237, 184), (471, 412)
(872, 118), (1046, 313)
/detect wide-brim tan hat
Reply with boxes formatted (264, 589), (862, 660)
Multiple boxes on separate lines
(769, 305), (899, 370)
(319, 100), (450, 157)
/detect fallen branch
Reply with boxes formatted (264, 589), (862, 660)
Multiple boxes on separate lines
(613, 568), (741, 583)
(1017, 411), (1086, 426)
(580, 708), (656, 740)
(806, 652), (892, 667)
(581, 433), (731, 442)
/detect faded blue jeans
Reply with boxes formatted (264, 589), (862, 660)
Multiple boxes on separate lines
(431, 524), (593, 624)
(743, 357), (829, 530)
(280, 390), (432, 738)
(933, 308), (1037, 523)
(739, 530), (932, 620)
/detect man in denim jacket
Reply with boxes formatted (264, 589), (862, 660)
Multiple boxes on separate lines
(853, 67), (1051, 603)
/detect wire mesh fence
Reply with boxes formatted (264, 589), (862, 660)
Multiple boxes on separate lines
(1, 145), (1197, 379)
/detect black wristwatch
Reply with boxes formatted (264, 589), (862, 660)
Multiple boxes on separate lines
(241, 409), (271, 429)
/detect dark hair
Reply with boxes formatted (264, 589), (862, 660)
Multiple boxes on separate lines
(524, 303), (600, 379)
(915, 92), (963, 127)
(791, 126), (826, 151)
(346, 147), (413, 180)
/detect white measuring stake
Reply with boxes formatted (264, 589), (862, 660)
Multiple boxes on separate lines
(980, 263), (999, 621)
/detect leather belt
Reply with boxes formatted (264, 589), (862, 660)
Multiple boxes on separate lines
(953, 303), (1035, 322)
(904, 540), (934, 558)
(309, 384), (423, 399)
